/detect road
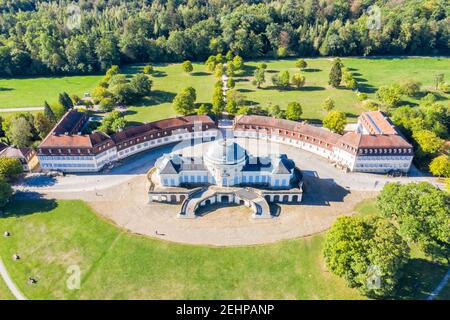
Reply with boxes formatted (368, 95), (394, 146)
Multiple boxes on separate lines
(13, 138), (440, 195)
(0, 257), (27, 300)
(0, 107), (44, 113)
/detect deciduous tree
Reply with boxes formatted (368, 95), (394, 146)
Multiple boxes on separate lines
(285, 102), (302, 121)
(323, 110), (347, 134)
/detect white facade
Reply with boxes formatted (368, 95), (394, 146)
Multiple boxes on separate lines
(155, 139), (296, 189)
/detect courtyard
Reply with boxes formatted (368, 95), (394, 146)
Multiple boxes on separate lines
(13, 139), (439, 246)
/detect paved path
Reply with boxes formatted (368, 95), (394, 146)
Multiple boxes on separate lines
(0, 107), (44, 113)
(0, 257), (27, 300)
(427, 267), (450, 300)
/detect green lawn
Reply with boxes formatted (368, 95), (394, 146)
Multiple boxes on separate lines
(233, 57), (450, 122)
(1, 57), (448, 124)
(120, 63), (216, 124)
(0, 199), (363, 300)
(0, 270), (14, 300)
(0, 74), (103, 109)
(0, 198), (448, 300)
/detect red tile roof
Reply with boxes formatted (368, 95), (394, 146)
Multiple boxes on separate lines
(234, 115), (341, 145)
(360, 111), (398, 135)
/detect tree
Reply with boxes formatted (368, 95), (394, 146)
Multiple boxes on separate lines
(429, 155), (450, 177)
(434, 74), (444, 90)
(6, 117), (34, 147)
(44, 101), (57, 123)
(143, 65), (153, 75)
(285, 102), (302, 121)
(400, 80), (422, 97)
(268, 104), (284, 119)
(421, 93), (437, 107)
(226, 61), (235, 77)
(182, 60), (193, 73)
(322, 97), (335, 111)
(324, 216), (409, 298)
(295, 59), (307, 70)
(232, 55), (243, 71)
(130, 74), (152, 97)
(109, 83), (136, 105)
(227, 77), (235, 89)
(323, 111), (347, 134)
(237, 106), (251, 115)
(214, 64), (224, 78)
(173, 87), (197, 116)
(196, 104), (210, 116)
(92, 86), (111, 102)
(58, 92), (73, 111)
(0, 157), (23, 181)
(273, 70), (290, 89)
(253, 68), (265, 88)
(376, 85), (402, 107)
(226, 99), (238, 115)
(98, 111), (126, 134)
(328, 60), (342, 87)
(34, 113), (53, 139)
(99, 98), (116, 112)
(413, 130), (444, 154)
(291, 73), (305, 89)
(225, 51), (233, 61)
(106, 65), (120, 78)
(0, 179), (13, 208)
(211, 87), (224, 115)
(377, 182), (450, 262)
(205, 55), (217, 72)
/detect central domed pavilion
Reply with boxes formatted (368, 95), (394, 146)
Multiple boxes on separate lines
(155, 138), (296, 189)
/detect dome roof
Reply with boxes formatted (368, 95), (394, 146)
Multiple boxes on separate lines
(205, 139), (246, 165)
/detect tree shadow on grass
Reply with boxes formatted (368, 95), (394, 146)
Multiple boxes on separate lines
(2, 197), (57, 218)
(190, 71), (210, 77)
(301, 86), (326, 91)
(150, 70), (167, 78)
(0, 87), (14, 92)
(391, 258), (449, 300)
(133, 90), (176, 107)
(303, 68), (321, 72)
(237, 65), (257, 77)
(237, 88), (255, 93)
(356, 81), (377, 94)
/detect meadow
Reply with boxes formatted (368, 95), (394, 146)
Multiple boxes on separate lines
(1, 57), (448, 124)
(0, 74), (103, 109)
(0, 199), (448, 300)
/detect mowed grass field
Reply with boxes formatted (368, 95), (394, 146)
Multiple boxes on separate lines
(0, 75), (103, 109)
(233, 57), (450, 121)
(1, 57), (448, 124)
(0, 271), (14, 300)
(0, 200), (364, 300)
(0, 198), (448, 300)
(120, 63), (216, 125)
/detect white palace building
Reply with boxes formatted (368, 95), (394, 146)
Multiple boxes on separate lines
(37, 109), (413, 175)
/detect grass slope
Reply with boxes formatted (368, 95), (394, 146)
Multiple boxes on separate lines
(233, 57), (449, 122)
(1, 57), (448, 125)
(0, 199), (363, 300)
(0, 271), (14, 300)
(0, 75), (103, 109)
(121, 63), (215, 125)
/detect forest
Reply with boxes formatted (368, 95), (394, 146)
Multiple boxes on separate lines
(0, 0), (448, 76)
